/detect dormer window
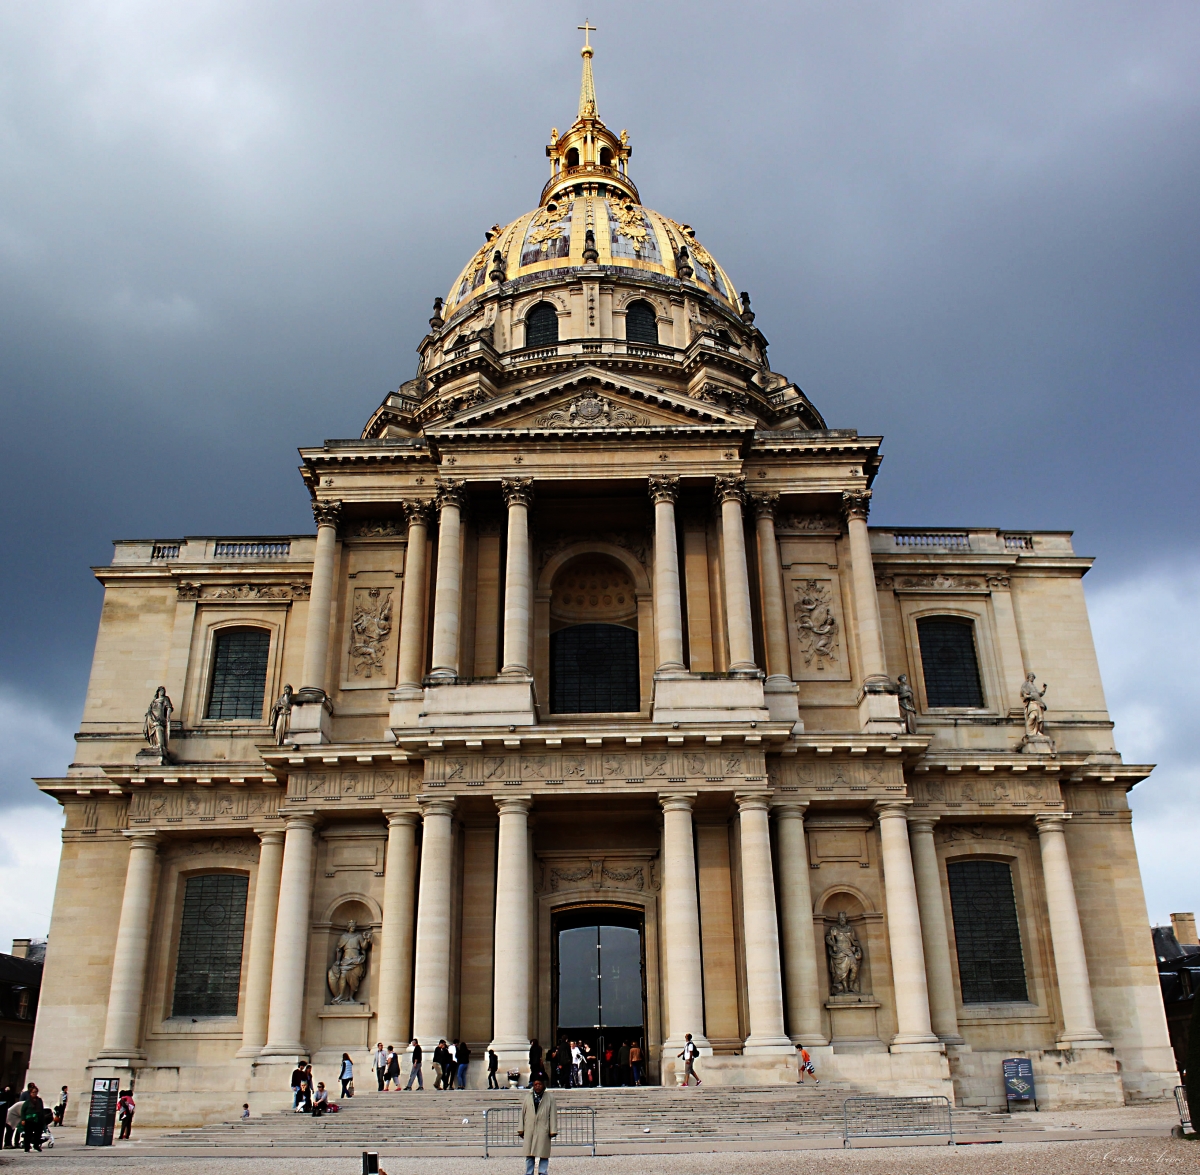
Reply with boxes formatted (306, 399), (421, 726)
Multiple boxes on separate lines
(526, 302), (559, 348)
(626, 300), (659, 345)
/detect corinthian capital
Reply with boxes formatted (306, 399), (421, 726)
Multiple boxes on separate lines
(435, 479), (466, 511)
(312, 499), (343, 528)
(714, 474), (747, 505)
(750, 490), (780, 519)
(841, 489), (872, 522)
(401, 498), (434, 528)
(648, 475), (680, 504)
(501, 477), (533, 508)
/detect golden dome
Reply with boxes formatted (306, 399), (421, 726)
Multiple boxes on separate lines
(443, 32), (739, 318)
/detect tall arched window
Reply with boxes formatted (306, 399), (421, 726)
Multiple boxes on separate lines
(599, 146), (613, 167)
(206, 627), (271, 720)
(625, 300), (659, 344)
(565, 147), (579, 168)
(916, 617), (983, 707)
(550, 623), (639, 713)
(172, 873), (249, 1017)
(947, 859), (1028, 1003)
(526, 302), (559, 348)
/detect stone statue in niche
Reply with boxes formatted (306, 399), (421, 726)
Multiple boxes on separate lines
(269, 684), (294, 745)
(327, 920), (373, 1005)
(825, 911), (863, 995)
(141, 687), (173, 764)
(895, 674), (918, 735)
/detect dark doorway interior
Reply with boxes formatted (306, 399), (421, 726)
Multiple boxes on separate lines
(549, 623), (639, 713)
(552, 904), (645, 1085)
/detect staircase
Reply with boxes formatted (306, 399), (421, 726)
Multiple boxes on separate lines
(155, 1084), (1019, 1152)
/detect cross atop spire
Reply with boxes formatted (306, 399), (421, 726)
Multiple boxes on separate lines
(577, 20), (598, 119)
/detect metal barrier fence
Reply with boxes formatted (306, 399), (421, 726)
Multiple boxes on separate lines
(1176, 1086), (1191, 1134)
(842, 1095), (954, 1148)
(483, 1106), (596, 1158)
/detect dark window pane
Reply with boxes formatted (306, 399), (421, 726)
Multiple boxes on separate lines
(917, 618), (984, 707)
(947, 859), (1028, 1003)
(172, 873), (248, 1017)
(599, 925), (642, 1027)
(557, 926), (599, 1028)
(625, 300), (659, 344)
(526, 303), (559, 347)
(550, 623), (639, 714)
(206, 628), (270, 720)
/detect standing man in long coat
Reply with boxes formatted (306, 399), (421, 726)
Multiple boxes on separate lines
(517, 1076), (557, 1175)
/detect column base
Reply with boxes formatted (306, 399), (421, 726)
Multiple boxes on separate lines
(742, 1034), (794, 1055)
(288, 696), (333, 745)
(663, 1033), (713, 1057)
(1054, 1035), (1112, 1049)
(234, 1044), (265, 1059)
(418, 678), (536, 727)
(257, 1045), (310, 1060)
(92, 1052), (145, 1065)
(790, 1033), (831, 1048)
(388, 685), (424, 732)
(889, 1033), (945, 1054)
(857, 677), (905, 733)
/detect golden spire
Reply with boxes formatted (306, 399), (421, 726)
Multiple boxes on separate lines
(577, 20), (597, 119)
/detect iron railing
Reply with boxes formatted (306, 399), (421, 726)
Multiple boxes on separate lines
(483, 1105), (596, 1158)
(842, 1095), (954, 1148)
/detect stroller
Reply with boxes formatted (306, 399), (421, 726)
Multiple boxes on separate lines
(17, 1109), (55, 1151)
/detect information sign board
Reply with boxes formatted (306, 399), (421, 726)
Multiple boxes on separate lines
(86, 1077), (120, 1146)
(1002, 1057), (1036, 1105)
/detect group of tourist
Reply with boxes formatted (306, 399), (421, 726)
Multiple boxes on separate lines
(0, 1083), (100, 1150)
(289, 1061), (336, 1116)
(528, 1038), (644, 1088)
(370, 1039), (476, 1091)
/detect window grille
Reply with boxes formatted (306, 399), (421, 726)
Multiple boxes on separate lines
(550, 623), (639, 714)
(947, 859), (1028, 1003)
(171, 873), (248, 1017)
(526, 303), (559, 348)
(205, 628), (271, 720)
(917, 618), (984, 707)
(625, 300), (659, 344)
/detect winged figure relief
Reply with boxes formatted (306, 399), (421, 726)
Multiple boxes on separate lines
(349, 588), (393, 678)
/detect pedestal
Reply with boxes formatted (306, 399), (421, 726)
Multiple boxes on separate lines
(418, 678), (536, 727)
(288, 696), (333, 745)
(652, 675), (770, 724)
(314, 1004), (374, 1065)
(825, 994), (885, 1054)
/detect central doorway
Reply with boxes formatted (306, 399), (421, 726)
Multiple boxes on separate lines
(552, 904), (646, 1086)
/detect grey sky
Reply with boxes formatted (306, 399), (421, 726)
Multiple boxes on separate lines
(1, 2), (1198, 928)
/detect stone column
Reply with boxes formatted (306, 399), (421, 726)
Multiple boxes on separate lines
(97, 831), (160, 1059)
(716, 476), (758, 674)
(843, 491), (903, 731)
(262, 816), (317, 1056)
(500, 479), (534, 676)
(300, 499), (342, 697)
(411, 798), (456, 1045)
(735, 794), (792, 1052)
(376, 811), (420, 1049)
(428, 480), (466, 681)
(1035, 814), (1107, 1045)
(490, 797), (532, 1055)
(906, 816), (963, 1044)
(773, 802), (826, 1044)
(236, 829), (286, 1058)
(396, 501), (433, 690)
(649, 476), (686, 673)
(659, 795), (710, 1050)
(750, 492), (791, 682)
(875, 802), (941, 1050)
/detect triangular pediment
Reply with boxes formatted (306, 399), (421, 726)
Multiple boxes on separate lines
(428, 368), (751, 435)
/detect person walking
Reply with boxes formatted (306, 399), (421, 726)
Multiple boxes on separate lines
(21, 1084), (45, 1152)
(433, 1040), (450, 1090)
(517, 1075), (557, 1175)
(487, 1048), (500, 1089)
(446, 1040), (458, 1089)
(384, 1046), (400, 1091)
(52, 1086), (68, 1127)
(5, 1091), (22, 1150)
(569, 1041), (583, 1088)
(795, 1044), (819, 1085)
(678, 1034), (702, 1086)
(527, 1039), (543, 1087)
(115, 1088), (135, 1141)
(339, 1053), (354, 1098)
(372, 1042), (388, 1091)
(629, 1040), (642, 1086)
(404, 1039), (424, 1090)
(456, 1040), (471, 1090)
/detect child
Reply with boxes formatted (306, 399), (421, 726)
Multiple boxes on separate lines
(796, 1044), (819, 1085)
(241, 1104), (250, 1120)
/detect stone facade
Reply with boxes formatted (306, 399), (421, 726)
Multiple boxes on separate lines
(27, 42), (1178, 1125)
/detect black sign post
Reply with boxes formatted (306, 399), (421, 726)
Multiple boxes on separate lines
(86, 1078), (120, 1146)
(1002, 1057), (1036, 1109)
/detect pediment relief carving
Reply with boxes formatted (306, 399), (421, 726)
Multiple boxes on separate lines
(534, 852), (661, 895)
(432, 370), (748, 434)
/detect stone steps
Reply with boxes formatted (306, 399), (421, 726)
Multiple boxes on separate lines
(157, 1085), (1015, 1149)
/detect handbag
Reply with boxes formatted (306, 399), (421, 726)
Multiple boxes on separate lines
(346, 1079), (354, 1097)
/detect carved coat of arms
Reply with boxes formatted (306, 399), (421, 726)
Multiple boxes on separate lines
(535, 394), (649, 429)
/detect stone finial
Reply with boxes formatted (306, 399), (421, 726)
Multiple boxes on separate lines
(739, 291), (755, 325)
(582, 228), (599, 263)
(429, 297), (444, 331)
(488, 249), (507, 283)
(675, 246), (693, 279)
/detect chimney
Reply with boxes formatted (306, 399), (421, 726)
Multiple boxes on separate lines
(11, 938), (30, 959)
(1170, 912), (1198, 946)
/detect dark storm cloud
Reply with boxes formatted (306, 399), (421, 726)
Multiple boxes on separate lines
(1, 1), (1198, 813)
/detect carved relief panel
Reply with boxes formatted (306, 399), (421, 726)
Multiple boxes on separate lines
(769, 757), (904, 793)
(129, 786), (281, 826)
(286, 765), (420, 804)
(784, 569), (851, 682)
(339, 538), (405, 692)
(907, 771), (1060, 809)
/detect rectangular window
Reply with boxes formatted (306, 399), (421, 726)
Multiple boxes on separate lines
(947, 859), (1029, 1003)
(172, 873), (249, 1018)
(205, 628), (271, 720)
(917, 617), (984, 707)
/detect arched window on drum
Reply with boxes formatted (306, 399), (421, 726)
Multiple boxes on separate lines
(625, 300), (659, 345)
(525, 302), (559, 348)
